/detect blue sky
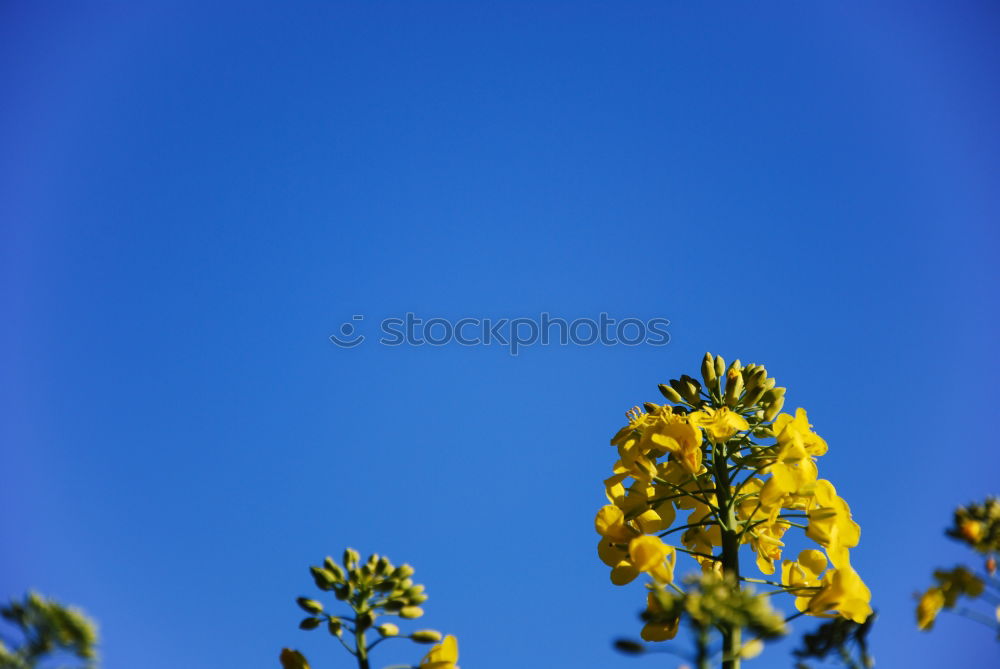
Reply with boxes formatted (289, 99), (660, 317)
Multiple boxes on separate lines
(2, 2), (998, 668)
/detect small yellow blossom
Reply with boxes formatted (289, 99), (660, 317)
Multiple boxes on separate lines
(916, 587), (945, 630)
(419, 634), (459, 669)
(641, 591), (680, 642)
(628, 535), (677, 583)
(690, 407), (750, 444)
(804, 567), (872, 623)
(773, 408), (828, 456)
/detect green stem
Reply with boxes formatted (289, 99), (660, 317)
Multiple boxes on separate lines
(697, 624), (712, 669)
(355, 625), (370, 669)
(713, 440), (741, 669)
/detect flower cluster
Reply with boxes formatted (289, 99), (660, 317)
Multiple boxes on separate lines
(916, 497), (1000, 635)
(644, 573), (788, 646)
(946, 497), (1000, 555)
(0, 592), (99, 669)
(280, 548), (456, 669)
(595, 353), (872, 655)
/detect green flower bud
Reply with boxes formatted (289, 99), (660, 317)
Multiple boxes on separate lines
(762, 391), (786, 422)
(678, 375), (703, 404)
(724, 371), (744, 408)
(310, 566), (337, 591)
(394, 565), (415, 579)
(642, 402), (660, 413)
(714, 354), (725, 378)
(280, 649), (311, 669)
(614, 639), (646, 655)
(296, 598), (324, 615)
(324, 557), (345, 581)
(701, 352), (719, 392)
(399, 606), (424, 619)
(334, 584), (350, 601)
(410, 629), (442, 643)
(299, 617), (321, 630)
(343, 548), (360, 569)
(328, 618), (343, 636)
(408, 592), (429, 605)
(658, 384), (683, 403)
(383, 600), (404, 613)
(376, 623), (399, 637)
(741, 384), (767, 408)
(376, 556), (392, 575)
(375, 578), (397, 592)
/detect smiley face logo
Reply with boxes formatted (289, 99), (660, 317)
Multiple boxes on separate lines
(329, 315), (365, 348)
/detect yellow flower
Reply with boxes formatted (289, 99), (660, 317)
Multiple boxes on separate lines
(916, 587), (945, 630)
(641, 592), (680, 642)
(680, 502), (722, 572)
(805, 480), (860, 569)
(690, 407), (749, 444)
(765, 432), (818, 496)
(773, 408), (828, 456)
(628, 535), (677, 583)
(781, 549), (827, 612)
(804, 567), (872, 623)
(641, 414), (704, 475)
(597, 537), (626, 567)
(749, 509), (789, 575)
(595, 505), (634, 543)
(419, 634), (459, 669)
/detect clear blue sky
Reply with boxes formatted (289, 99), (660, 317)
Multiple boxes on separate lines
(2, 2), (998, 668)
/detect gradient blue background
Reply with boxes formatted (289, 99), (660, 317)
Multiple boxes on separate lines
(2, 2), (999, 667)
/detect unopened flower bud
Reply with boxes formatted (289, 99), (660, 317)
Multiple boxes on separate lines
(399, 606), (424, 619)
(764, 388), (785, 421)
(714, 354), (726, 378)
(328, 618), (343, 636)
(701, 352), (719, 392)
(296, 598), (323, 615)
(658, 384), (683, 403)
(410, 629), (443, 643)
(376, 623), (399, 637)
(679, 375), (702, 403)
(614, 639), (646, 655)
(310, 566), (337, 591)
(741, 384), (767, 408)
(323, 557), (345, 582)
(724, 372), (744, 407)
(343, 548), (360, 568)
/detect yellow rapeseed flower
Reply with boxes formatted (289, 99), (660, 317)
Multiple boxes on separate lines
(419, 635), (459, 669)
(916, 587), (945, 630)
(689, 407), (749, 444)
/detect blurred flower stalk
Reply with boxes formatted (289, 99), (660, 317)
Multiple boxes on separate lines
(280, 549), (457, 669)
(916, 497), (1000, 637)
